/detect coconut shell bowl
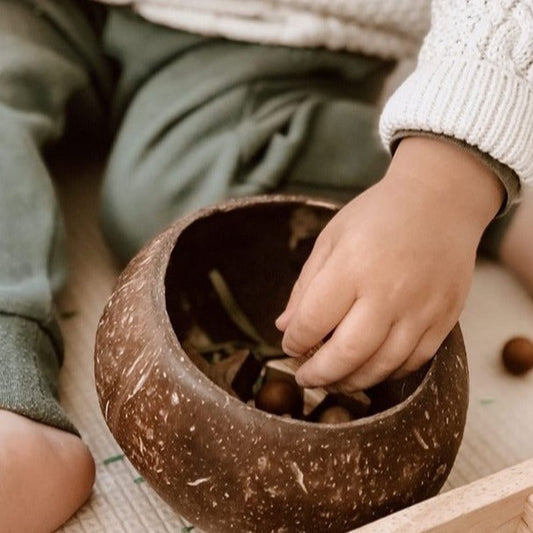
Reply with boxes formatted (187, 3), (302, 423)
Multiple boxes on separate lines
(94, 195), (469, 533)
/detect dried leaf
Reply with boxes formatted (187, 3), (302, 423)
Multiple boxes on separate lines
(208, 269), (266, 345)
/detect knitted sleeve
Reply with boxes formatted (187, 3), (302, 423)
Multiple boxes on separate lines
(380, 0), (533, 188)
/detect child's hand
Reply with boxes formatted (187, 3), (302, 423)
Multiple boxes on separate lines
(276, 137), (504, 392)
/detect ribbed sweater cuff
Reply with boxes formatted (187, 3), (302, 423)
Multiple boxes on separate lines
(380, 58), (533, 186)
(0, 314), (78, 435)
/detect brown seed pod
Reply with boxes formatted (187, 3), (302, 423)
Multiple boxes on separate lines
(501, 336), (533, 375)
(255, 379), (303, 418)
(318, 406), (354, 424)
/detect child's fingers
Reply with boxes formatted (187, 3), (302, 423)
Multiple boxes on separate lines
(280, 262), (359, 357)
(275, 242), (331, 331)
(294, 300), (392, 387)
(331, 322), (425, 393)
(389, 323), (451, 380)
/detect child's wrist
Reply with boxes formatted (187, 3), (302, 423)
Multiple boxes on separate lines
(385, 136), (505, 232)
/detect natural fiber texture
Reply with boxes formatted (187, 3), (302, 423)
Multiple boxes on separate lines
(53, 150), (533, 531)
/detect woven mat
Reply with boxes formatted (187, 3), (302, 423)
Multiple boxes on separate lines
(51, 151), (533, 532)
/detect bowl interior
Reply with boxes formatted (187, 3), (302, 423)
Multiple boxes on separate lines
(164, 199), (429, 419)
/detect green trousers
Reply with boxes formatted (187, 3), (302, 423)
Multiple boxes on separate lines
(0, 1), (513, 434)
(0, 0), (109, 434)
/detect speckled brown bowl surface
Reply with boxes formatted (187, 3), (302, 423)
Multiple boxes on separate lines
(95, 195), (469, 533)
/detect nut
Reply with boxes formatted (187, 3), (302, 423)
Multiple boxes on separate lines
(501, 336), (533, 375)
(255, 379), (303, 418)
(318, 406), (353, 424)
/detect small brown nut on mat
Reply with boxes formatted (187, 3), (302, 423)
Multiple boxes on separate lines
(502, 336), (533, 375)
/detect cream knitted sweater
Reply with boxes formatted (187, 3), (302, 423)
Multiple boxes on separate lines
(97, 0), (533, 188)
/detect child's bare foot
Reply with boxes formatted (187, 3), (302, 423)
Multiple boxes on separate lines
(500, 187), (533, 296)
(0, 410), (95, 533)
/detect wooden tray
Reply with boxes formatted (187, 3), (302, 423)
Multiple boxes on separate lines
(351, 458), (533, 532)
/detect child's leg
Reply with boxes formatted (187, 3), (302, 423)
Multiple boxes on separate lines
(100, 10), (393, 262)
(478, 185), (533, 296)
(0, 1), (108, 530)
(499, 188), (533, 295)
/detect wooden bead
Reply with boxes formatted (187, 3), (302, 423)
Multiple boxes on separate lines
(255, 379), (303, 418)
(318, 406), (353, 424)
(502, 336), (533, 375)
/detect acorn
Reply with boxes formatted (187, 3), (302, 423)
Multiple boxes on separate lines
(255, 379), (303, 418)
(501, 336), (533, 375)
(318, 406), (353, 424)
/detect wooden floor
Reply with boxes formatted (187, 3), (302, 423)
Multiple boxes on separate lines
(50, 149), (533, 532)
